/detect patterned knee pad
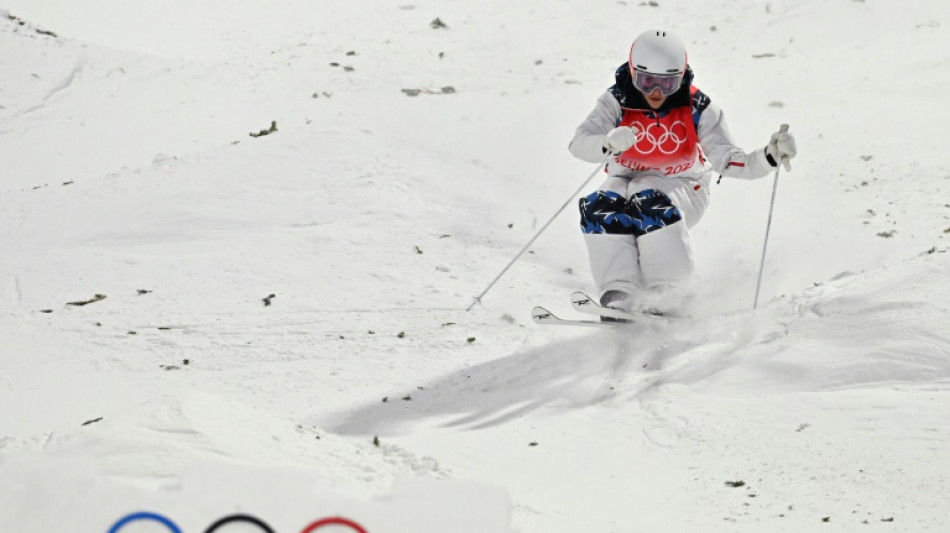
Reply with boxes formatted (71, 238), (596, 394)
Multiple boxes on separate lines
(626, 188), (682, 237)
(579, 189), (682, 236)
(579, 191), (636, 234)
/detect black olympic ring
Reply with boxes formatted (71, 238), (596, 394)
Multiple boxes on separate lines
(204, 513), (276, 533)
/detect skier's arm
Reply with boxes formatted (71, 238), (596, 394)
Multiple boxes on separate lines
(697, 102), (776, 180)
(568, 91), (621, 163)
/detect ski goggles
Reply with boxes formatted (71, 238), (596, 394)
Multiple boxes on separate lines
(632, 70), (684, 96)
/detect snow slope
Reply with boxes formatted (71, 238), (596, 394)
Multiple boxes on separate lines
(1, 1), (949, 531)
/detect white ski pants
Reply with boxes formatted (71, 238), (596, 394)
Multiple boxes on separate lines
(580, 173), (711, 297)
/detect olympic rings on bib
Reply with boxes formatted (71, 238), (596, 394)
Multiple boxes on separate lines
(633, 120), (689, 155)
(107, 512), (368, 532)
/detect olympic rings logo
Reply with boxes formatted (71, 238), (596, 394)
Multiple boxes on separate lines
(633, 120), (688, 155)
(107, 512), (368, 533)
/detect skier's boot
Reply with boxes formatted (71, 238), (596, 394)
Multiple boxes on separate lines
(599, 290), (633, 323)
(639, 283), (693, 318)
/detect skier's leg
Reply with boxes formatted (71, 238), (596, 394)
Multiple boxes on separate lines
(626, 175), (710, 288)
(579, 177), (643, 300)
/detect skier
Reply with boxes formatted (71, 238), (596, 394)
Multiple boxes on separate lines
(569, 29), (797, 317)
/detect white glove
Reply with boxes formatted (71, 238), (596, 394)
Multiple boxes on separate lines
(766, 125), (797, 171)
(603, 126), (638, 154)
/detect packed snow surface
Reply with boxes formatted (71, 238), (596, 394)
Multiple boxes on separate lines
(1, 1), (949, 531)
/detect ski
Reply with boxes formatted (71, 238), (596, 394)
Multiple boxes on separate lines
(570, 291), (672, 322)
(531, 306), (617, 328)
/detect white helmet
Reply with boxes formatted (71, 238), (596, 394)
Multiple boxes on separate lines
(628, 30), (687, 96)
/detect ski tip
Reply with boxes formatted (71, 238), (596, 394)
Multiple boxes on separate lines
(531, 306), (553, 321)
(571, 291), (595, 306)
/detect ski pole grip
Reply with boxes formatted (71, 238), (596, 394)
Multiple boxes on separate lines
(778, 123), (790, 170)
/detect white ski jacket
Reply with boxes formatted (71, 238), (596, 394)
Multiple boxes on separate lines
(569, 88), (775, 182)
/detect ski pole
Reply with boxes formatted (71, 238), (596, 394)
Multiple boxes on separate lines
(466, 152), (612, 311)
(753, 124), (789, 310)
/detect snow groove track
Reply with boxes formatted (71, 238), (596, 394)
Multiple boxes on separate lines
(20, 61), (84, 116)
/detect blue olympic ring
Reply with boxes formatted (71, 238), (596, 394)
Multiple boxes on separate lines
(108, 512), (181, 533)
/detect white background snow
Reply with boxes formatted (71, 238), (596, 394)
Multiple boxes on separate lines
(1, 1), (949, 531)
